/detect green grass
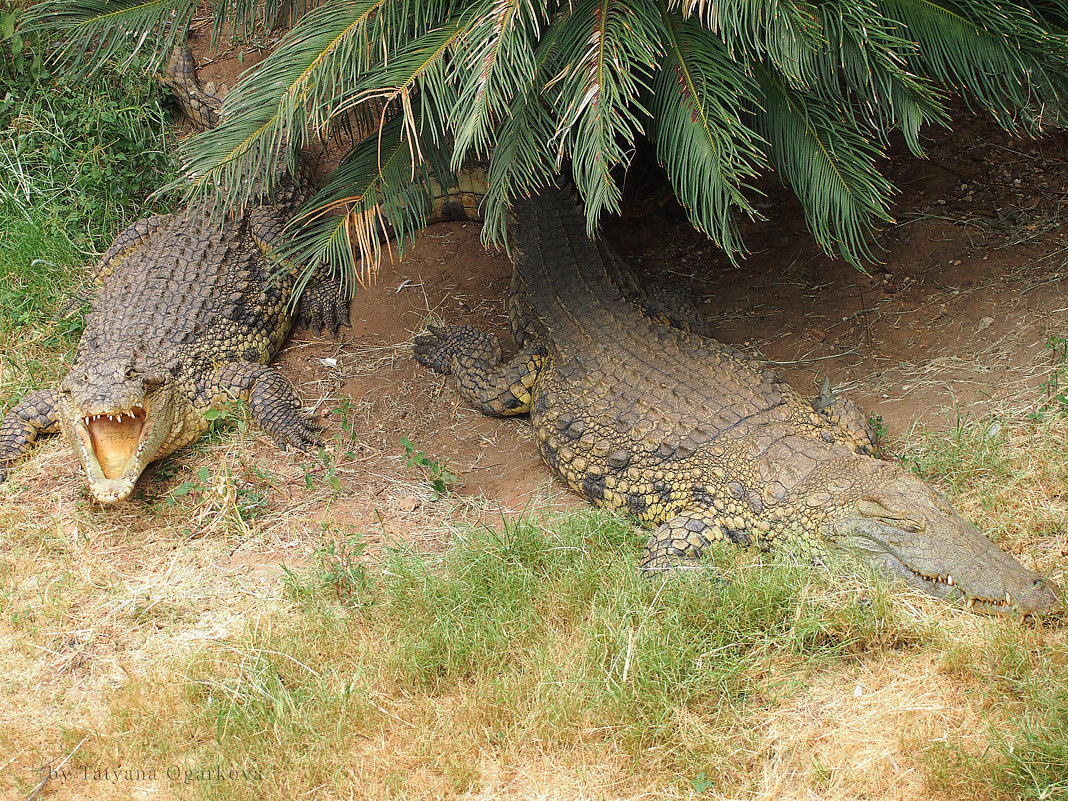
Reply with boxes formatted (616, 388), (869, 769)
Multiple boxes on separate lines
(921, 622), (1068, 801)
(133, 509), (918, 799)
(899, 417), (1068, 801)
(0, 28), (178, 406)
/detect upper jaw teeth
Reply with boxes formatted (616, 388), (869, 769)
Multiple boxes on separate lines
(908, 566), (1014, 608)
(81, 403), (143, 426)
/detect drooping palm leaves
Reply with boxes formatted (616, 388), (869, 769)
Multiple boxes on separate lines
(20, 0), (1068, 288)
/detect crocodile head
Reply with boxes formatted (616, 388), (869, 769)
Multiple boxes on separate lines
(823, 466), (1061, 615)
(58, 355), (177, 504)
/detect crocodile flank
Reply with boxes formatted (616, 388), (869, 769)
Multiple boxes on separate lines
(415, 188), (1061, 615)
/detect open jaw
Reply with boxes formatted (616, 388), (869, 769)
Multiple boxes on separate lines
(71, 402), (154, 502)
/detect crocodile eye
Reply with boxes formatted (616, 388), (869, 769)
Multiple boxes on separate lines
(125, 369), (138, 380)
(857, 497), (925, 532)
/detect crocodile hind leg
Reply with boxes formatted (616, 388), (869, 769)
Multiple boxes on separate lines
(639, 509), (751, 573)
(0, 388), (61, 481)
(814, 378), (878, 455)
(414, 325), (545, 416)
(205, 362), (322, 451)
(246, 206), (351, 338)
(294, 274), (351, 337)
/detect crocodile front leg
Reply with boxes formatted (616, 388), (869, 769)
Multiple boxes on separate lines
(0, 388), (61, 480)
(295, 274), (351, 337)
(205, 362), (322, 451)
(414, 325), (545, 416)
(639, 509), (752, 572)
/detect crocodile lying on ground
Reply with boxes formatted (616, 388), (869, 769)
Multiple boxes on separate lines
(415, 187), (1061, 615)
(0, 47), (348, 503)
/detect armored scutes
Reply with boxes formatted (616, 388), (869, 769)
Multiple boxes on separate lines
(415, 188), (1061, 615)
(0, 48), (347, 503)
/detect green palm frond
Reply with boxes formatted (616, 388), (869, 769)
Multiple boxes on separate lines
(21, 0), (196, 71)
(646, 7), (766, 261)
(809, 0), (948, 154)
(178, 10), (460, 213)
(879, 0), (1068, 132)
(1023, 1), (1068, 35)
(22, 0), (1068, 291)
(173, 0), (390, 214)
(207, 0), (307, 46)
(672, 0), (822, 86)
(480, 87), (557, 246)
(275, 113), (449, 294)
(756, 68), (895, 267)
(546, 0), (662, 234)
(223, 0), (389, 143)
(448, 0), (547, 166)
(477, 9), (565, 245)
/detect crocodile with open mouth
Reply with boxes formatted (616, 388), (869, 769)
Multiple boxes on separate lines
(0, 46), (348, 503)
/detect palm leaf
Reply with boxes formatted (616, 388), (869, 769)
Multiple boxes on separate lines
(275, 113), (450, 294)
(448, 0), (547, 166)
(177, 14), (461, 217)
(546, 0), (662, 234)
(807, 0), (948, 155)
(878, 0), (1068, 133)
(671, 0), (821, 87)
(756, 67), (895, 267)
(647, 6), (766, 261)
(20, 0), (196, 72)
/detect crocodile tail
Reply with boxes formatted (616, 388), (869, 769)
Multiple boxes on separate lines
(161, 45), (223, 130)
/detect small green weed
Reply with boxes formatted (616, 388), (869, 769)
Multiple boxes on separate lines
(867, 413), (890, 455)
(203, 405), (250, 442)
(299, 448), (342, 493)
(163, 462), (269, 522)
(1028, 334), (1068, 422)
(167, 466), (214, 506)
(691, 770), (714, 794)
(400, 435), (456, 498)
(332, 398), (361, 443)
(309, 532), (374, 604)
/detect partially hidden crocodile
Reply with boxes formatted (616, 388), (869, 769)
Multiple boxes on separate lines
(415, 187), (1062, 615)
(0, 47), (349, 503)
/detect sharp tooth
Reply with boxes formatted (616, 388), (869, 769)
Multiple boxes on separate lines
(947, 575), (953, 586)
(1006, 592), (1012, 604)
(966, 597), (975, 609)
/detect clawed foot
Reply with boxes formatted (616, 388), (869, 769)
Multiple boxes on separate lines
(413, 324), (502, 376)
(413, 325), (455, 375)
(270, 411), (324, 452)
(296, 279), (351, 338)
